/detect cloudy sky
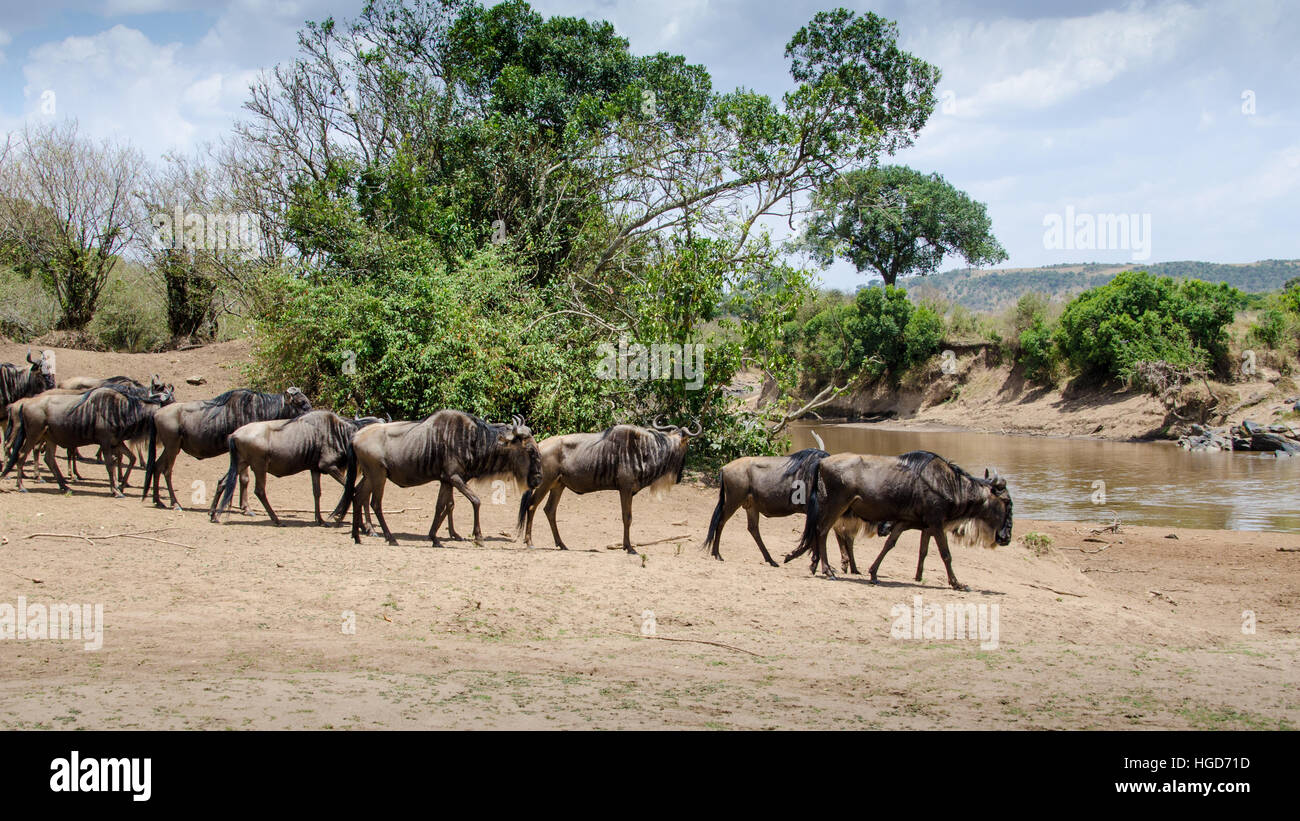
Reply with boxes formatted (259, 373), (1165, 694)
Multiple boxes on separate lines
(1, 0), (1295, 289)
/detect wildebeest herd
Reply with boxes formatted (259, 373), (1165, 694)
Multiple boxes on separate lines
(2, 352), (1014, 589)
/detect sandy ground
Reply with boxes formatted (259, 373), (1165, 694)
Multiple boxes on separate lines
(1, 341), (1297, 729)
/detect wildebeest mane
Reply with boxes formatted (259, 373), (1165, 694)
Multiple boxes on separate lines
(782, 448), (829, 487)
(592, 425), (686, 487)
(66, 384), (163, 441)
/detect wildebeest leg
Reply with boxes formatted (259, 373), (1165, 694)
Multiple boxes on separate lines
(915, 531), (931, 582)
(350, 476), (370, 544)
(155, 444), (182, 509)
(100, 438), (122, 497)
(237, 463), (251, 515)
(708, 494), (745, 561)
(447, 475), (482, 544)
(370, 476), (398, 546)
(428, 483), (455, 546)
(618, 487), (637, 555)
(253, 467), (280, 525)
(835, 527), (860, 575)
(326, 467), (349, 525)
(542, 485), (569, 550)
(440, 485), (460, 540)
(867, 529), (905, 584)
(933, 529), (969, 592)
(744, 507), (779, 567)
(44, 443), (70, 493)
(68, 448), (84, 480)
(311, 470), (324, 525)
(521, 478), (555, 548)
(117, 444), (135, 488)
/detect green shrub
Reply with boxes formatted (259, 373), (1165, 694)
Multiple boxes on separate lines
(798, 284), (942, 383)
(1055, 271), (1244, 381)
(0, 267), (59, 341)
(88, 275), (168, 352)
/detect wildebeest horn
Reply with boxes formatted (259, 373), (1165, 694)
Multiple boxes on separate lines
(26, 349), (35, 364)
(512, 414), (525, 428)
(811, 430), (825, 451)
(384, 412), (392, 423)
(652, 414), (674, 431)
(685, 417), (702, 437)
(286, 386), (301, 395)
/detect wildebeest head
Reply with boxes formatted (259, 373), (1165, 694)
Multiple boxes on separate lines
(981, 468), (1014, 546)
(497, 414), (542, 489)
(284, 386), (312, 415)
(27, 349), (56, 391)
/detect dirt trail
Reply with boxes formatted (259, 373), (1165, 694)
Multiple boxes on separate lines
(0, 341), (1296, 729)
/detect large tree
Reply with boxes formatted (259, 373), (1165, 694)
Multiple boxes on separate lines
(802, 164), (1007, 287)
(0, 120), (144, 330)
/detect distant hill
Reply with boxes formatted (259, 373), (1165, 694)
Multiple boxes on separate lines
(901, 259), (1300, 312)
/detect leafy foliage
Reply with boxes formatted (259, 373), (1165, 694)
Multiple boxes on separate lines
(797, 284), (942, 384)
(1054, 271), (1244, 381)
(802, 164), (1006, 287)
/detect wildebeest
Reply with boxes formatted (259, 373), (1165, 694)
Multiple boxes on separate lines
(702, 446), (878, 568)
(785, 450), (1013, 589)
(338, 411), (542, 547)
(49, 375), (163, 482)
(519, 416), (699, 554)
(58, 374), (161, 392)
(0, 350), (55, 411)
(209, 411), (382, 526)
(2, 383), (176, 496)
(142, 387), (312, 509)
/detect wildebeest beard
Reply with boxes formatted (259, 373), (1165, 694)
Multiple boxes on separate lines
(590, 426), (687, 489)
(192, 389), (311, 450)
(897, 450), (1012, 545)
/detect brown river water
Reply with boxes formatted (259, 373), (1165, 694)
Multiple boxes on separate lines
(790, 423), (1300, 534)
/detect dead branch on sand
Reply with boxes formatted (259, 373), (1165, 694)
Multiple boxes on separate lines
(26, 528), (194, 550)
(620, 632), (762, 657)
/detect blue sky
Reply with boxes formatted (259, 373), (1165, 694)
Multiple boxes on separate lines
(2, 0), (1296, 290)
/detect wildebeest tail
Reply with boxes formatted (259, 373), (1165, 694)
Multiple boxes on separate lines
(702, 472), (726, 552)
(331, 439), (358, 521)
(785, 458), (822, 563)
(515, 487), (535, 536)
(0, 414), (25, 478)
(141, 422), (158, 500)
(213, 437), (240, 518)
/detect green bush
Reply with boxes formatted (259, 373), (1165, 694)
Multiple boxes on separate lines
(0, 266), (59, 341)
(1055, 271), (1244, 381)
(88, 274), (168, 352)
(798, 284), (942, 383)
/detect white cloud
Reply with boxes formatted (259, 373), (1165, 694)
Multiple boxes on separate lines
(15, 24), (255, 158)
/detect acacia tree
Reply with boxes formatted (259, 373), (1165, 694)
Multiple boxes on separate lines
(0, 120), (143, 329)
(802, 164), (1007, 287)
(236, 1), (942, 452)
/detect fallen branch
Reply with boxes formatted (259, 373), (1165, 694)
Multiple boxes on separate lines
(1276, 547), (1300, 553)
(619, 632), (762, 657)
(1058, 544), (1112, 554)
(604, 533), (691, 550)
(26, 528), (194, 550)
(1024, 583), (1086, 597)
